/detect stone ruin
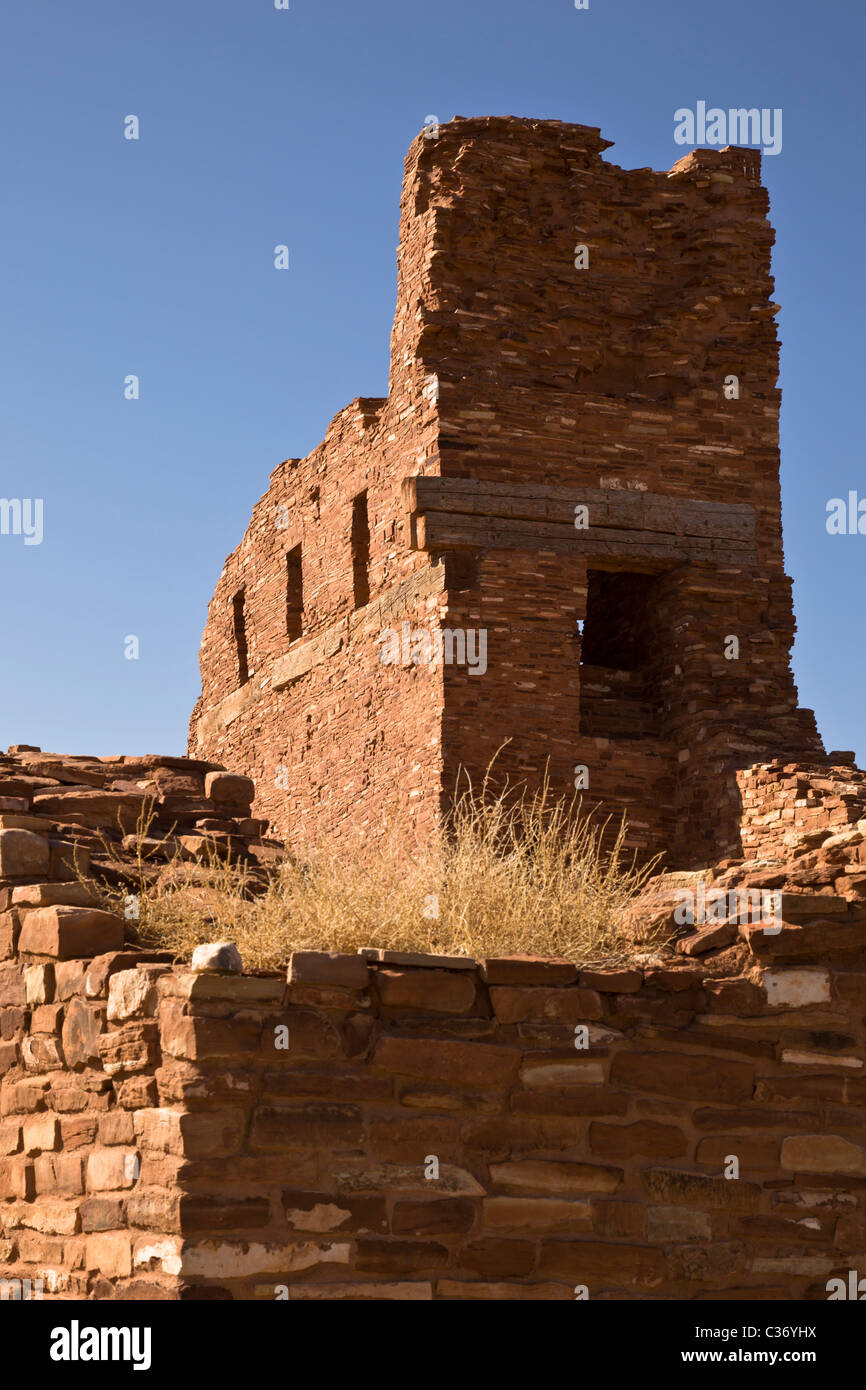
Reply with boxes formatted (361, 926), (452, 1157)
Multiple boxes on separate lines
(1, 745), (866, 1299)
(189, 115), (826, 866)
(2, 119), (866, 1301)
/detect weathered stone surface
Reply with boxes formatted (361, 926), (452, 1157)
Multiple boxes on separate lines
(517, 1060), (606, 1088)
(537, 1239), (665, 1286)
(482, 1197), (592, 1233)
(23, 962), (53, 1005)
(34, 1151), (85, 1197)
(695, 1134), (779, 1169)
(0, 962), (26, 1006)
(489, 986), (602, 1024)
(182, 1238), (349, 1279)
(589, 1121), (687, 1160)
(287, 1280), (434, 1300)
(763, 969), (831, 1007)
(178, 1194), (271, 1232)
(190, 941), (243, 975)
(361, 949), (476, 971)
(86, 1147), (139, 1191)
(21, 1033), (63, 1070)
(667, 1240), (745, 1283)
(160, 970), (283, 1002)
(374, 968), (476, 1014)
(61, 998), (105, 1068)
(18, 907), (124, 960)
(780, 1134), (866, 1176)
(0, 1119), (21, 1154)
(481, 958), (579, 987)
(456, 1237), (535, 1278)
(84, 952), (160, 999)
(591, 1199), (646, 1239)
(0, 909), (21, 960)
(84, 1232), (133, 1278)
(333, 1162), (485, 1197)
(289, 951), (369, 990)
(107, 969), (159, 1022)
(203, 772), (255, 807)
(54, 959), (87, 1000)
(22, 1113), (60, 1154)
(644, 966), (703, 992)
(160, 1006), (262, 1061)
(610, 1051), (754, 1103)
(280, 1190), (386, 1234)
(371, 1036), (520, 1087)
(96, 1021), (160, 1076)
(250, 1103), (363, 1153)
(0, 828), (50, 877)
(390, 1198), (477, 1236)
(642, 1168), (761, 1212)
(81, 1195), (127, 1232)
(356, 1236), (450, 1274)
(780, 892), (848, 917)
(437, 1279), (568, 1301)
(489, 1160), (622, 1197)
(11, 883), (98, 908)
(702, 976), (765, 1014)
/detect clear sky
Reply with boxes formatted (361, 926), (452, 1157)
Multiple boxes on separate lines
(1, 0), (863, 759)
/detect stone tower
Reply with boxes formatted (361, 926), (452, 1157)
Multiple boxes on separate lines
(188, 116), (824, 865)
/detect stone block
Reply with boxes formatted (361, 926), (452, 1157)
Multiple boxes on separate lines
(0, 828), (50, 877)
(18, 906), (124, 959)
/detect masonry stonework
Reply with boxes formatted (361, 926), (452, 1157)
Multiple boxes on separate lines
(6, 118), (860, 1304)
(189, 116), (823, 866)
(2, 748), (866, 1301)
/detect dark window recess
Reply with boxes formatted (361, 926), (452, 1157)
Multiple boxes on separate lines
(232, 589), (249, 687)
(444, 551), (479, 592)
(286, 545), (303, 641)
(580, 570), (655, 669)
(351, 490), (371, 608)
(578, 568), (661, 740)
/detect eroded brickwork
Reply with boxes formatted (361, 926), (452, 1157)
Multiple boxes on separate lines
(2, 752), (866, 1301)
(189, 117), (823, 865)
(739, 758), (866, 864)
(4, 897), (866, 1301)
(0, 747), (272, 1298)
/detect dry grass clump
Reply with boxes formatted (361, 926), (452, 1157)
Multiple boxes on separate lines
(88, 772), (664, 972)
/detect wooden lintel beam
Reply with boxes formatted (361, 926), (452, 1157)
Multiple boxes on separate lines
(404, 475), (757, 565)
(414, 510), (757, 567)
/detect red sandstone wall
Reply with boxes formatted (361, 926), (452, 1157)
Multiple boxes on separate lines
(739, 760), (866, 864)
(412, 120), (821, 861)
(187, 125), (457, 849)
(3, 755), (866, 1301)
(189, 116), (823, 865)
(5, 934), (866, 1301)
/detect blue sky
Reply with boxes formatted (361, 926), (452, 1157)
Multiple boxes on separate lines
(0, 0), (863, 758)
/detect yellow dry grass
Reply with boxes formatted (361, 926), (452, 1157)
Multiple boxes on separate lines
(86, 770), (664, 972)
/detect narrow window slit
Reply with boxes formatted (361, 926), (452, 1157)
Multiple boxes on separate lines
(232, 589), (249, 687)
(351, 490), (370, 608)
(286, 545), (303, 641)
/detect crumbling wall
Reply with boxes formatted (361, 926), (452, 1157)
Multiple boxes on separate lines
(3, 752), (865, 1301)
(0, 746), (272, 1299)
(738, 759), (866, 864)
(5, 927), (866, 1301)
(188, 117), (822, 866)
(187, 121), (450, 852)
